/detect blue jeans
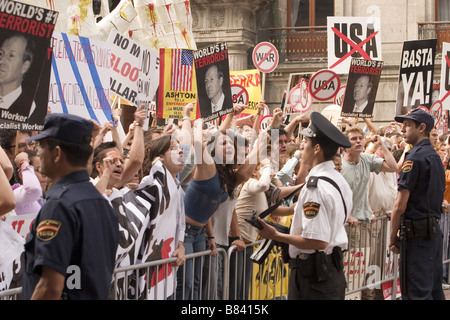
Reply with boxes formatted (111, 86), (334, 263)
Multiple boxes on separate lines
(176, 223), (205, 300)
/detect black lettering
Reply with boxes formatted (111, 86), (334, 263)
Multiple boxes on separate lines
(334, 23), (348, 58)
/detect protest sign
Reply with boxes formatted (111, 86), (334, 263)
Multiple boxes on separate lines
(440, 42), (450, 111)
(327, 16), (382, 75)
(284, 73), (313, 114)
(97, 0), (137, 41)
(231, 84), (248, 105)
(134, 0), (196, 50)
(430, 79), (446, 134)
(108, 29), (159, 112)
(0, 220), (25, 293)
(252, 41), (279, 74)
(309, 69), (341, 102)
(344, 247), (370, 300)
(252, 41), (279, 101)
(230, 69), (262, 115)
(288, 80), (313, 113)
(194, 42), (233, 122)
(341, 58), (383, 118)
(6, 213), (37, 240)
(334, 85), (347, 107)
(259, 115), (273, 131)
(321, 104), (342, 128)
(158, 48), (197, 120)
(251, 216), (290, 300)
(0, 0), (58, 131)
(396, 39), (437, 115)
(48, 32), (113, 125)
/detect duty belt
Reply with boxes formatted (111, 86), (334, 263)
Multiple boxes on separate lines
(402, 217), (439, 240)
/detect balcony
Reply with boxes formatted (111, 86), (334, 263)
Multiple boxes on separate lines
(418, 21), (450, 52)
(266, 26), (328, 62)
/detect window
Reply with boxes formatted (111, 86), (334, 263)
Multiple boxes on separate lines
(289, 0), (334, 27)
(437, 0), (450, 21)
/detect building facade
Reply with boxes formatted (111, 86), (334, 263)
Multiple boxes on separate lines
(191, 0), (450, 126)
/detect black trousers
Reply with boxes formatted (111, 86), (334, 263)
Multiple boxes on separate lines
(288, 255), (346, 300)
(400, 229), (445, 300)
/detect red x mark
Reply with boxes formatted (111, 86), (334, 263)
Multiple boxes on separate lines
(330, 27), (379, 69)
(441, 55), (450, 103)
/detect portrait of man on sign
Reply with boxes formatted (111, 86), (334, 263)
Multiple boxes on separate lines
(341, 59), (383, 118)
(197, 62), (233, 121)
(351, 75), (372, 114)
(0, 32), (37, 122)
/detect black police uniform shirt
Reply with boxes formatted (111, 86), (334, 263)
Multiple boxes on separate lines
(22, 170), (119, 300)
(398, 139), (445, 220)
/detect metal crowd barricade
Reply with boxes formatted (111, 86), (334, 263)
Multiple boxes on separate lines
(4, 212), (450, 300)
(0, 287), (21, 300)
(344, 215), (399, 300)
(441, 210), (450, 285)
(224, 216), (399, 301)
(110, 248), (228, 300)
(225, 240), (289, 300)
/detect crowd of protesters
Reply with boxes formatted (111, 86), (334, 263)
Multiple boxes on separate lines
(0, 101), (448, 300)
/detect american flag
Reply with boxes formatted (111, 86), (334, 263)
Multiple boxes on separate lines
(171, 49), (193, 91)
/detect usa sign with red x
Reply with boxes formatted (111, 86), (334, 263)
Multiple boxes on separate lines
(327, 17), (382, 75)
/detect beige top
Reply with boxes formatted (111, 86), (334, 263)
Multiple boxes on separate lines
(235, 165), (271, 243)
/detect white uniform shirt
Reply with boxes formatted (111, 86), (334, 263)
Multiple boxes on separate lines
(289, 160), (353, 257)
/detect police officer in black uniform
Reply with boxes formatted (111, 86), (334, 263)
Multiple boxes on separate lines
(390, 108), (445, 300)
(22, 113), (119, 300)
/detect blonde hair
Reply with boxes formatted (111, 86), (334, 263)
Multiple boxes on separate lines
(344, 126), (365, 138)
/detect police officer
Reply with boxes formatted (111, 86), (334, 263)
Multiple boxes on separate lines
(256, 112), (353, 300)
(22, 113), (119, 300)
(389, 108), (445, 300)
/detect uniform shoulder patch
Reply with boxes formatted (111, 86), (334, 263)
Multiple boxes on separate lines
(306, 176), (318, 188)
(402, 160), (414, 173)
(303, 202), (320, 219)
(36, 219), (61, 241)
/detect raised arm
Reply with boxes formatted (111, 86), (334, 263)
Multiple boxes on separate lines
(115, 105), (146, 188)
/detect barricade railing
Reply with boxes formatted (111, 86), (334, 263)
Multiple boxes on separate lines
(2, 213), (450, 300)
(223, 215), (399, 300)
(344, 215), (399, 300)
(111, 248), (228, 300)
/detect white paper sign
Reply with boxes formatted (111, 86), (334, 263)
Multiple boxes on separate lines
(107, 29), (160, 109)
(48, 32), (113, 125)
(327, 17), (382, 74)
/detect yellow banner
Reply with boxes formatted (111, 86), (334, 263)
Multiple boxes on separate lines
(230, 69), (262, 115)
(250, 216), (291, 300)
(158, 48), (198, 120)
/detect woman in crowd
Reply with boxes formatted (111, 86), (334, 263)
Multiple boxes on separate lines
(177, 113), (268, 300)
(12, 150), (46, 215)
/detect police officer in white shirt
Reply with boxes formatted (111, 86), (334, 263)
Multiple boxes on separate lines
(256, 111), (353, 300)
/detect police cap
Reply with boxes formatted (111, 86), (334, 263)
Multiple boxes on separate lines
(26, 113), (93, 144)
(300, 112), (351, 149)
(394, 108), (435, 131)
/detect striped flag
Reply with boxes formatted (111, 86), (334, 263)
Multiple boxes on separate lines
(158, 48), (197, 120)
(171, 49), (194, 91)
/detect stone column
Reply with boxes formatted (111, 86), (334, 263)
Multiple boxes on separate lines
(191, 0), (269, 71)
